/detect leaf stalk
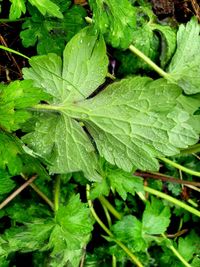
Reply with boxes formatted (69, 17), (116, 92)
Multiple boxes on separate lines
(144, 186), (200, 217)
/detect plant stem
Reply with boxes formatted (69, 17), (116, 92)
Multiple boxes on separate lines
(187, 198), (198, 208)
(159, 157), (200, 177)
(113, 238), (143, 267)
(32, 104), (63, 112)
(112, 255), (117, 267)
(107, 72), (116, 80)
(0, 18), (27, 23)
(85, 16), (168, 80)
(99, 196), (122, 220)
(128, 45), (170, 79)
(21, 174), (54, 210)
(54, 175), (61, 212)
(85, 16), (93, 24)
(0, 45), (30, 60)
(100, 201), (112, 228)
(161, 234), (192, 267)
(86, 185), (144, 267)
(0, 175), (37, 209)
(87, 185), (113, 236)
(144, 186), (200, 217)
(134, 171), (200, 186)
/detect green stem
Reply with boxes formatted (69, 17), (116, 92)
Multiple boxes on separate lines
(100, 201), (112, 228)
(128, 45), (170, 79)
(86, 185), (144, 267)
(112, 255), (117, 267)
(187, 199), (198, 208)
(0, 18), (27, 23)
(99, 196), (122, 220)
(32, 104), (63, 112)
(54, 175), (61, 212)
(87, 185), (113, 236)
(144, 186), (200, 217)
(180, 144), (200, 155)
(159, 157), (200, 177)
(85, 16), (93, 24)
(161, 234), (192, 267)
(107, 72), (116, 80)
(0, 45), (30, 60)
(113, 238), (143, 267)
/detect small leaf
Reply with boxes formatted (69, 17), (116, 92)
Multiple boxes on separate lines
(0, 80), (50, 132)
(48, 195), (93, 266)
(178, 231), (200, 262)
(88, 0), (136, 48)
(9, 0), (26, 20)
(28, 0), (63, 18)
(20, 5), (87, 55)
(112, 215), (147, 252)
(9, 0), (63, 20)
(142, 197), (171, 235)
(0, 132), (23, 175)
(168, 17), (200, 94)
(0, 170), (16, 195)
(151, 23), (176, 68)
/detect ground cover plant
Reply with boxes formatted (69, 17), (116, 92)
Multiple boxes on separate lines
(0, 0), (200, 266)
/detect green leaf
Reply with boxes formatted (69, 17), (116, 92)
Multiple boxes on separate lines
(158, 231), (200, 266)
(48, 194), (93, 266)
(0, 219), (54, 257)
(0, 80), (50, 132)
(177, 94), (200, 134)
(20, 5), (87, 55)
(142, 197), (171, 235)
(22, 27), (198, 179)
(28, 0), (63, 18)
(0, 195), (93, 267)
(177, 231), (200, 262)
(9, 0), (26, 20)
(91, 162), (143, 200)
(168, 17), (200, 94)
(82, 78), (198, 171)
(9, 0), (63, 19)
(150, 23), (176, 68)
(0, 170), (15, 195)
(22, 27), (108, 179)
(0, 132), (23, 175)
(88, 0), (136, 49)
(112, 215), (147, 252)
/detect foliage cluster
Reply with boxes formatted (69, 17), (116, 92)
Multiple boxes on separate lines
(0, 0), (200, 266)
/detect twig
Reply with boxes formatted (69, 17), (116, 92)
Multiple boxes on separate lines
(0, 34), (22, 78)
(20, 173), (54, 210)
(0, 175), (37, 209)
(134, 171), (200, 187)
(190, 0), (200, 22)
(79, 246), (86, 267)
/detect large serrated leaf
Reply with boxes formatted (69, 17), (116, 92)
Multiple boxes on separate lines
(22, 27), (198, 180)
